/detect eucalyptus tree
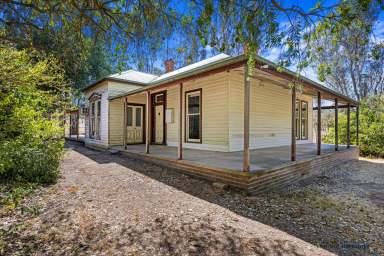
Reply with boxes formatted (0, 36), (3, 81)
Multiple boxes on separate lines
(0, 0), (176, 89)
(308, 1), (384, 99)
(0, 0), (383, 88)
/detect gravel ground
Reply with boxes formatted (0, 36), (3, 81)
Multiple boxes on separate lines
(1, 141), (383, 255)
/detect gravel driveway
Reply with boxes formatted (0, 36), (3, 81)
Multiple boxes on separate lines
(1, 141), (335, 256)
(3, 141), (384, 255)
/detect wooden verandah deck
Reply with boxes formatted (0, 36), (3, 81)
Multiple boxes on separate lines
(112, 143), (359, 193)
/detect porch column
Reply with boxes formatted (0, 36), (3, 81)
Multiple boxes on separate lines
(317, 92), (321, 155)
(123, 97), (127, 149)
(334, 98), (338, 151)
(69, 114), (72, 137)
(347, 103), (350, 148)
(291, 86), (296, 161)
(77, 110), (80, 140)
(178, 83), (183, 160)
(356, 106), (360, 145)
(243, 64), (250, 172)
(145, 91), (151, 154)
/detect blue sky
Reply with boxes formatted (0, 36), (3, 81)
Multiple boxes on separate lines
(145, 1), (384, 84)
(261, 0), (384, 82)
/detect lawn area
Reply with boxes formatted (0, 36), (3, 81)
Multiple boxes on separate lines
(1, 141), (383, 255)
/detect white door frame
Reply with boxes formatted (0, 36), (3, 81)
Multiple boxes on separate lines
(126, 103), (145, 144)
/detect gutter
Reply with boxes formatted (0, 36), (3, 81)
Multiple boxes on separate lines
(82, 77), (148, 92)
(99, 53), (357, 106)
(253, 55), (359, 106)
(108, 55), (247, 100)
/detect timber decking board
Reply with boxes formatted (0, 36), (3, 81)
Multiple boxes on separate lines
(113, 144), (359, 193)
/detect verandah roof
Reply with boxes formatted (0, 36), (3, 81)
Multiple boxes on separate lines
(88, 53), (358, 106)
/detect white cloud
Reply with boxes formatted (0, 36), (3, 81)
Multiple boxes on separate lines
(372, 20), (384, 43)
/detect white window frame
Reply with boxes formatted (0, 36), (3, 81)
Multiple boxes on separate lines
(301, 100), (308, 140)
(89, 99), (101, 140)
(185, 89), (202, 143)
(295, 99), (308, 141)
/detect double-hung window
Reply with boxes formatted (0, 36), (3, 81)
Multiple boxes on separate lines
(295, 99), (308, 140)
(295, 100), (300, 140)
(301, 101), (308, 140)
(185, 89), (202, 143)
(89, 95), (101, 139)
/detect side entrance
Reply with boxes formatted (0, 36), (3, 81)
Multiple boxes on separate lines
(126, 103), (145, 144)
(151, 91), (166, 145)
(124, 91), (167, 146)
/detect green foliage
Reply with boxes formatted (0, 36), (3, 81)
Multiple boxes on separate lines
(324, 95), (384, 157)
(0, 1), (174, 89)
(309, 0), (384, 100)
(0, 183), (36, 213)
(0, 45), (69, 183)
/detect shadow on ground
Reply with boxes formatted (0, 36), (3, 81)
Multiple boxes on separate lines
(67, 141), (384, 256)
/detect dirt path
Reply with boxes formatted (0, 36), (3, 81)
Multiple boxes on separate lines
(1, 142), (335, 256)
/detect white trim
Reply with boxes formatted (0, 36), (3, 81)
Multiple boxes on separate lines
(185, 90), (201, 143)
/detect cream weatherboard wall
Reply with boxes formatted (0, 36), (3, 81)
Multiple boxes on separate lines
(227, 69), (313, 151)
(84, 69), (313, 152)
(165, 71), (230, 151)
(109, 93), (146, 146)
(84, 80), (145, 148)
(84, 81), (109, 148)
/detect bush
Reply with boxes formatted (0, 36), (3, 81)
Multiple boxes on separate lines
(0, 45), (69, 183)
(324, 95), (384, 158)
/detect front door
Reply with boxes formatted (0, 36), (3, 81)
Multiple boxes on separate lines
(151, 92), (166, 144)
(155, 105), (164, 143)
(126, 105), (144, 144)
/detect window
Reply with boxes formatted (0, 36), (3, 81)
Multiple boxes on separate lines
(295, 100), (300, 140)
(127, 107), (133, 127)
(155, 94), (164, 104)
(135, 107), (142, 127)
(295, 99), (309, 140)
(301, 101), (308, 140)
(90, 102), (95, 137)
(89, 100), (101, 139)
(96, 101), (101, 137)
(185, 89), (202, 143)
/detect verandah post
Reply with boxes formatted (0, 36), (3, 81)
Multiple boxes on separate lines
(123, 97), (127, 149)
(77, 109), (80, 141)
(178, 83), (183, 160)
(291, 86), (296, 161)
(243, 63), (250, 172)
(347, 103), (350, 148)
(145, 91), (151, 154)
(335, 98), (338, 151)
(317, 92), (321, 155)
(356, 106), (359, 145)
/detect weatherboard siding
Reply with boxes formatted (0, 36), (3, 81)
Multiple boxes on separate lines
(228, 69), (314, 151)
(109, 98), (124, 146)
(109, 93), (147, 146)
(83, 67), (313, 152)
(84, 81), (109, 148)
(166, 71), (230, 151)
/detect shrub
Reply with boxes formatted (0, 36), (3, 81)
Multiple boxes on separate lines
(324, 95), (384, 158)
(0, 45), (69, 183)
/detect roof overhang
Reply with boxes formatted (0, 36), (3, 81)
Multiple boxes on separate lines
(106, 54), (358, 106)
(82, 77), (148, 92)
(109, 55), (247, 100)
